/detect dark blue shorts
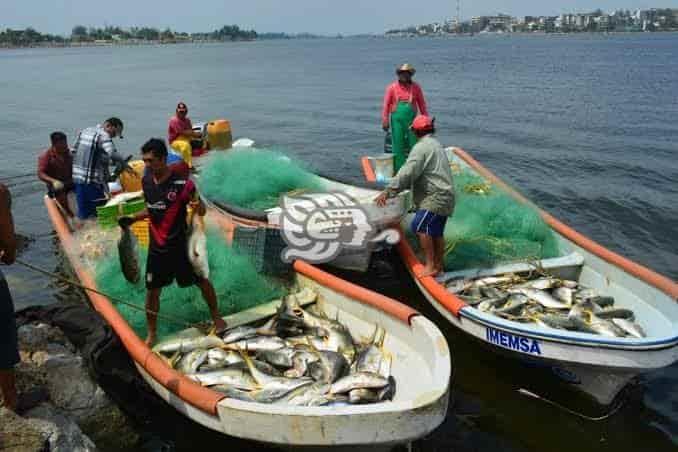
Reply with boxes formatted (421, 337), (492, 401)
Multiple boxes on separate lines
(411, 209), (448, 238)
(0, 278), (20, 370)
(75, 183), (106, 219)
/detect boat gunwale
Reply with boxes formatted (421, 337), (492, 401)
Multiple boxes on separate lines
(361, 149), (678, 350)
(44, 196), (226, 416)
(452, 147), (678, 301)
(46, 195), (428, 419)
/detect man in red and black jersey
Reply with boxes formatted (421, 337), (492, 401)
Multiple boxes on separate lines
(119, 138), (226, 346)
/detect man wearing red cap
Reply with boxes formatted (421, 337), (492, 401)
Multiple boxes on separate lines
(376, 115), (454, 277)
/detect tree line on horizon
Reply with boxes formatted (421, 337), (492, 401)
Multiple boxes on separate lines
(0, 24), (259, 46)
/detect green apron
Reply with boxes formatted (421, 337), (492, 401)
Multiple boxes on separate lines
(390, 101), (417, 172)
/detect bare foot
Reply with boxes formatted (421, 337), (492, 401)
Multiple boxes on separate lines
(417, 265), (439, 278)
(213, 317), (227, 334)
(145, 334), (156, 347)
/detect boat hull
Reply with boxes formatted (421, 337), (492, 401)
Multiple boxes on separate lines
(45, 196), (450, 447)
(361, 148), (678, 405)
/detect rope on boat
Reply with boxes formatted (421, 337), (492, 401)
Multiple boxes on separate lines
(14, 258), (201, 330)
(516, 386), (628, 421)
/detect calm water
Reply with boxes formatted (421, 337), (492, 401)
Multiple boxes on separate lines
(1, 34), (677, 451)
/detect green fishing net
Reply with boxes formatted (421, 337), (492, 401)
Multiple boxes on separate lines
(94, 229), (286, 340)
(408, 169), (561, 272)
(442, 170), (561, 271)
(198, 148), (326, 210)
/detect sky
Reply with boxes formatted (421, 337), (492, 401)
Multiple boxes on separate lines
(1, 1), (677, 35)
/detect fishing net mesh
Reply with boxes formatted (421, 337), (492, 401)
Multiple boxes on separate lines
(91, 228), (286, 340)
(413, 169), (561, 271)
(198, 148), (326, 210)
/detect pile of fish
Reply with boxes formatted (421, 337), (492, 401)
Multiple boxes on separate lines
(448, 274), (646, 338)
(153, 288), (395, 406)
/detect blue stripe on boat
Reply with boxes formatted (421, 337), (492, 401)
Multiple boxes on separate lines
(460, 307), (678, 350)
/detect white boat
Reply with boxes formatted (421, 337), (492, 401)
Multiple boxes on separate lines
(45, 196), (450, 449)
(194, 149), (407, 272)
(361, 147), (678, 405)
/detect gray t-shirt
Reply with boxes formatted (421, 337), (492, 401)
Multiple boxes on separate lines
(387, 135), (455, 216)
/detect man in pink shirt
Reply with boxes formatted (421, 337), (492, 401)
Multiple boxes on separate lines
(168, 102), (202, 169)
(382, 63), (429, 172)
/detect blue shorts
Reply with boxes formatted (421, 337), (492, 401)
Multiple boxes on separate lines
(75, 183), (106, 220)
(411, 209), (448, 238)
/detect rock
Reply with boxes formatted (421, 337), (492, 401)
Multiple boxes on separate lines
(0, 407), (49, 452)
(24, 404), (98, 452)
(17, 323), (74, 354)
(12, 321), (140, 450)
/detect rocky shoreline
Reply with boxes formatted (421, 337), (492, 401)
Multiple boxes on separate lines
(0, 321), (138, 451)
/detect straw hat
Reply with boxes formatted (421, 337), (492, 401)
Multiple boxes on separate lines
(396, 63), (416, 74)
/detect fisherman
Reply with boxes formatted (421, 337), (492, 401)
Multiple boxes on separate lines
(168, 102), (202, 170)
(72, 117), (127, 220)
(118, 138), (226, 346)
(381, 63), (429, 173)
(37, 131), (75, 218)
(375, 115), (454, 277)
(0, 184), (48, 412)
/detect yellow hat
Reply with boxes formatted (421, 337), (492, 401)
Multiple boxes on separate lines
(396, 63), (416, 74)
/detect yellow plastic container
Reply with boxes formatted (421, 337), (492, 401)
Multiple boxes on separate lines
(119, 160), (145, 192)
(131, 218), (150, 248)
(206, 119), (233, 150)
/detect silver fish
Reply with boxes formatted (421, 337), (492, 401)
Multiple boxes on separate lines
(536, 313), (576, 330)
(206, 349), (244, 366)
(330, 372), (389, 395)
(348, 388), (380, 404)
(308, 350), (349, 383)
(349, 376), (396, 404)
(283, 350), (318, 378)
(570, 312), (626, 337)
(211, 385), (256, 402)
(187, 368), (257, 390)
(518, 288), (571, 309)
(187, 213), (209, 279)
(224, 336), (287, 352)
(117, 225), (140, 284)
(222, 326), (259, 344)
(240, 351), (313, 398)
(277, 382), (332, 407)
(494, 294), (529, 315)
(446, 278), (471, 294)
(552, 287), (574, 304)
(472, 276), (516, 288)
(560, 280), (579, 289)
(355, 326), (389, 377)
(176, 349), (209, 374)
(481, 287), (505, 299)
(589, 296), (615, 308)
(520, 277), (559, 290)
(597, 308), (635, 321)
(611, 318), (646, 338)
(154, 334), (224, 354)
(258, 347), (297, 368)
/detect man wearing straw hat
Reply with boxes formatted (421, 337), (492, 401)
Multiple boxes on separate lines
(381, 63), (429, 172)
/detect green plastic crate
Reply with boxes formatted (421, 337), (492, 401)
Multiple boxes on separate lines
(96, 198), (146, 229)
